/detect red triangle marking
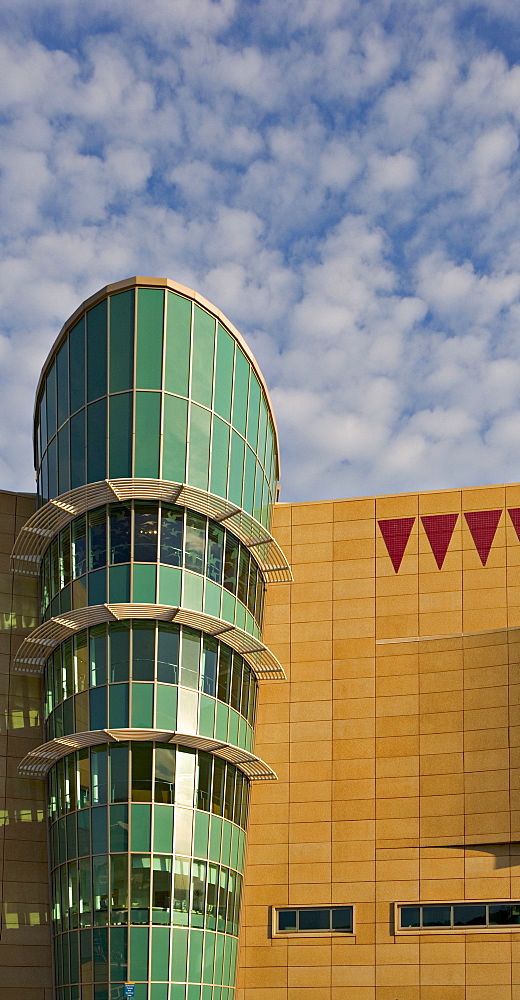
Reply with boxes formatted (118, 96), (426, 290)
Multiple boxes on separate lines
(464, 509), (502, 565)
(508, 508), (520, 541)
(378, 517), (415, 572)
(421, 513), (458, 570)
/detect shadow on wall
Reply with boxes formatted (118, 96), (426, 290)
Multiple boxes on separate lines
(450, 842), (520, 869)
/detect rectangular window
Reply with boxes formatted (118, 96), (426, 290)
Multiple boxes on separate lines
(109, 504), (131, 564)
(109, 289), (134, 393)
(160, 504), (183, 566)
(274, 906), (353, 935)
(191, 305), (215, 408)
(165, 291), (191, 396)
(136, 287), (164, 390)
(134, 503), (159, 562)
(185, 510), (206, 575)
(398, 902), (520, 931)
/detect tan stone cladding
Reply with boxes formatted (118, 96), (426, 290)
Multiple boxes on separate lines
(237, 483), (520, 1000)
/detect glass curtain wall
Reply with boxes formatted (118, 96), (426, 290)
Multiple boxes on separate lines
(28, 279), (281, 1000)
(34, 286), (279, 531)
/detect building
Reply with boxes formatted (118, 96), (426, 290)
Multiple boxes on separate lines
(1, 276), (520, 1000)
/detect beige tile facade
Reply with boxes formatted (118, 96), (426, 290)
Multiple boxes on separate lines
(0, 489), (53, 999)
(237, 484), (520, 1000)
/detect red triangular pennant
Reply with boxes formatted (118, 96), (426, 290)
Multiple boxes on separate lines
(508, 508), (520, 541)
(378, 517), (415, 572)
(421, 513), (458, 569)
(464, 509), (502, 565)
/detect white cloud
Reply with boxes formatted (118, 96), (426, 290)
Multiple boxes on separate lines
(0, 0), (520, 502)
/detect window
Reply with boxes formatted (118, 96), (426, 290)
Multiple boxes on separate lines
(398, 902), (520, 930)
(274, 906), (353, 935)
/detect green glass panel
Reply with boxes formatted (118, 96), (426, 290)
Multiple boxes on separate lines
(70, 410), (86, 489)
(227, 433), (244, 507)
(214, 934), (225, 985)
(86, 300), (107, 402)
(162, 394), (187, 483)
(109, 564), (130, 603)
(253, 462), (263, 524)
(47, 438), (59, 497)
(109, 290), (134, 393)
(108, 683), (129, 728)
(202, 986), (213, 1000)
(170, 988), (185, 1000)
(221, 590), (235, 625)
(231, 349), (249, 437)
(242, 446), (256, 517)
(237, 715), (246, 751)
(150, 986), (168, 1000)
(131, 804), (151, 852)
(131, 988), (148, 1000)
(46, 361), (57, 441)
(202, 932), (215, 983)
(88, 568), (106, 606)
(203, 580), (221, 618)
(109, 392), (133, 478)
(110, 924), (127, 984)
(69, 317), (86, 414)
(215, 702), (228, 743)
(187, 987), (201, 1000)
(213, 325), (234, 422)
(155, 684), (177, 730)
(165, 291), (191, 396)
(136, 288), (164, 390)
(198, 696), (215, 739)
(132, 683), (154, 727)
(222, 935), (233, 986)
(257, 396), (268, 468)
(246, 373), (261, 451)
(234, 602), (246, 632)
(193, 811), (210, 859)
(56, 340), (69, 429)
(209, 417), (229, 500)
(188, 404), (210, 491)
(132, 563), (157, 603)
(129, 925), (149, 981)
(110, 624), (129, 682)
(110, 804), (128, 852)
(87, 399), (107, 483)
(228, 711), (239, 748)
(89, 687), (107, 729)
(265, 422), (274, 487)
(183, 571), (203, 613)
(188, 929), (203, 985)
(158, 565), (181, 606)
(58, 424), (71, 494)
(153, 805), (174, 854)
(135, 392), (160, 477)
(221, 822), (232, 868)
(192, 305), (215, 408)
(209, 815), (222, 863)
(170, 926), (188, 982)
(229, 824), (239, 872)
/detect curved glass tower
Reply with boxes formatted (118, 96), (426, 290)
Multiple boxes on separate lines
(12, 277), (290, 1000)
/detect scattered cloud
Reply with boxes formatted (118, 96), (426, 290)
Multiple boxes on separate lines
(0, 0), (520, 502)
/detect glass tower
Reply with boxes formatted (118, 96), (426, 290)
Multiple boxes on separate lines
(12, 277), (291, 1000)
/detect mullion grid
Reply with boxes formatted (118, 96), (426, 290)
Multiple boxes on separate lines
(42, 500), (266, 628)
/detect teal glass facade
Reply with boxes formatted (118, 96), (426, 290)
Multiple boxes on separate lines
(20, 278), (284, 1000)
(34, 285), (278, 530)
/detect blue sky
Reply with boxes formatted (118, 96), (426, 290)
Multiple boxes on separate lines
(1, 0), (520, 502)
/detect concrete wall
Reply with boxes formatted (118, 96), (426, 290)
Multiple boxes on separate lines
(237, 483), (520, 1000)
(0, 490), (53, 1000)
